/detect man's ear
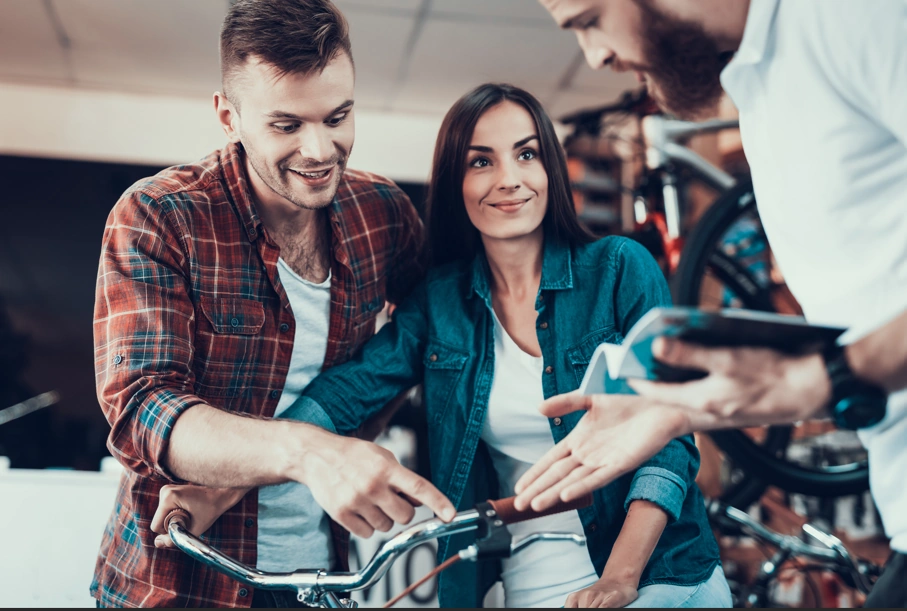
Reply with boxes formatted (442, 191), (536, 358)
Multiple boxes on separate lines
(214, 92), (242, 144)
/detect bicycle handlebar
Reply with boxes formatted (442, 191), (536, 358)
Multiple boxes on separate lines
(486, 494), (593, 525)
(165, 494), (593, 597)
(707, 500), (874, 594)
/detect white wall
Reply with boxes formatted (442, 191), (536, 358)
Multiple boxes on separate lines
(0, 429), (442, 608)
(0, 83), (442, 184)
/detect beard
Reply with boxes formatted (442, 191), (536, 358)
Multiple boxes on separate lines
(243, 136), (349, 211)
(635, 0), (731, 120)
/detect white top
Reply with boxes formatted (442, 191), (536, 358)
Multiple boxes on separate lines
(481, 314), (599, 608)
(256, 259), (334, 572)
(720, 0), (907, 552)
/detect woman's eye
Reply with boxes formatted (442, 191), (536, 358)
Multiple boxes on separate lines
(519, 149), (538, 161)
(274, 123), (299, 134)
(469, 157), (490, 168)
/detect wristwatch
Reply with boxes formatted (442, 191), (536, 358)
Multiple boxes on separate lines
(821, 343), (887, 430)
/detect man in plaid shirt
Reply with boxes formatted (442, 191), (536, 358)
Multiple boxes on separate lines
(91, 0), (454, 606)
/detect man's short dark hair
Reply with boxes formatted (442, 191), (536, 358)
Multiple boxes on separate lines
(220, 0), (353, 106)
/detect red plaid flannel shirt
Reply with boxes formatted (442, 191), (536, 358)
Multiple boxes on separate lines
(91, 142), (426, 607)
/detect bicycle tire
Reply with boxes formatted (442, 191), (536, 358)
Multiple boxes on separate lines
(673, 180), (870, 497)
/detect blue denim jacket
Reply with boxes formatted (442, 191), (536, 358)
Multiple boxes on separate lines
(287, 235), (720, 608)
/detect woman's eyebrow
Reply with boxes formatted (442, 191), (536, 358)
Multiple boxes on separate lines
(469, 135), (539, 153)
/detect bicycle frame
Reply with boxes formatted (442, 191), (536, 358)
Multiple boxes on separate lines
(637, 115), (739, 271)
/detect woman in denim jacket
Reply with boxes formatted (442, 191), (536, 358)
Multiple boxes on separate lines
(155, 84), (730, 608)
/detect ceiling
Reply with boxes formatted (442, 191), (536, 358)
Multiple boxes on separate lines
(0, 0), (636, 120)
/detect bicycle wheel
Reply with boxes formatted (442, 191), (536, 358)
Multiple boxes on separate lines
(673, 180), (870, 498)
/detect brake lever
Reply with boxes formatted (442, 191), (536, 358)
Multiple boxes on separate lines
(459, 532), (586, 562)
(802, 523), (874, 594)
(511, 532), (586, 556)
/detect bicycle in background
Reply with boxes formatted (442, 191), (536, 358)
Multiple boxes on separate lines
(562, 89), (869, 511)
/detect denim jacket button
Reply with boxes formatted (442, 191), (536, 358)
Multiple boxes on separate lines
(429, 354), (438, 362)
(553, 417), (562, 426)
(539, 322), (549, 330)
(544, 365), (553, 374)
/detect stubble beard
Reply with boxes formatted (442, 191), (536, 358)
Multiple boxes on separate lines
(245, 141), (349, 212)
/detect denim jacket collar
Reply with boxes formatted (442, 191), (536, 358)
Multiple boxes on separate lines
(468, 236), (574, 304)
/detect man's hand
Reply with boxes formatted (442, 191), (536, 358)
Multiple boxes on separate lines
(565, 580), (639, 608)
(515, 337), (834, 512)
(150, 484), (249, 548)
(514, 392), (690, 512)
(629, 337), (832, 428)
(287, 428), (456, 538)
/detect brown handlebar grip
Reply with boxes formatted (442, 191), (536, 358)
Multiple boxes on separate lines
(165, 507), (192, 530)
(486, 494), (594, 525)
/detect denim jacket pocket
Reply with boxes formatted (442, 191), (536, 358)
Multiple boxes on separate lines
(423, 342), (469, 426)
(565, 325), (621, 388)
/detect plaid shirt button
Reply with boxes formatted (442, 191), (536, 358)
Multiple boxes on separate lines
(279, 323), (290, 333)
(239, 589), (248, 597)
(270, 390), (280, 399)
(245, 518), (254, 527)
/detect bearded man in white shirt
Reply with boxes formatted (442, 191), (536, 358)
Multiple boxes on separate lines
(516, 1), (907, 606)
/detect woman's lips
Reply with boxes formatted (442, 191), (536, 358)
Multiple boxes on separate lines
(487, 198), (530, 213)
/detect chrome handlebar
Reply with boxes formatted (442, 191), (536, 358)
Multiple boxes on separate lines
(708, 500), (874, 594)
(167, 508), (482, 594)
(167, 504), (587, 606)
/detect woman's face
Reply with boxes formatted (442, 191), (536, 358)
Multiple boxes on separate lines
(463, 101), (549, 244)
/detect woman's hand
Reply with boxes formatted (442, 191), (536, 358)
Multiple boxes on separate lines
(565, 579), (639, 608)
(150, 484), (251, 548)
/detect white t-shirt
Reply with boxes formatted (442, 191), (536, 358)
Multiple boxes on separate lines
(480, 314), (599, 608)
(256, 258), (334, 572)
(720, 0), (907, 552)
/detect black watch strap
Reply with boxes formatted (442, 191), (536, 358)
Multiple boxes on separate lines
(821, 343), (887, 430)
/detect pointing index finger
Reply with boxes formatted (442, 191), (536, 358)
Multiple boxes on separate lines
(390, 467), (456, 522)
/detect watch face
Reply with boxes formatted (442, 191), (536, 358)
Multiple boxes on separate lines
(837, 395), (887, 430)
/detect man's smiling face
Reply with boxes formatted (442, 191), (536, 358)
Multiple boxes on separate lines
(225, 53), (356, 212)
